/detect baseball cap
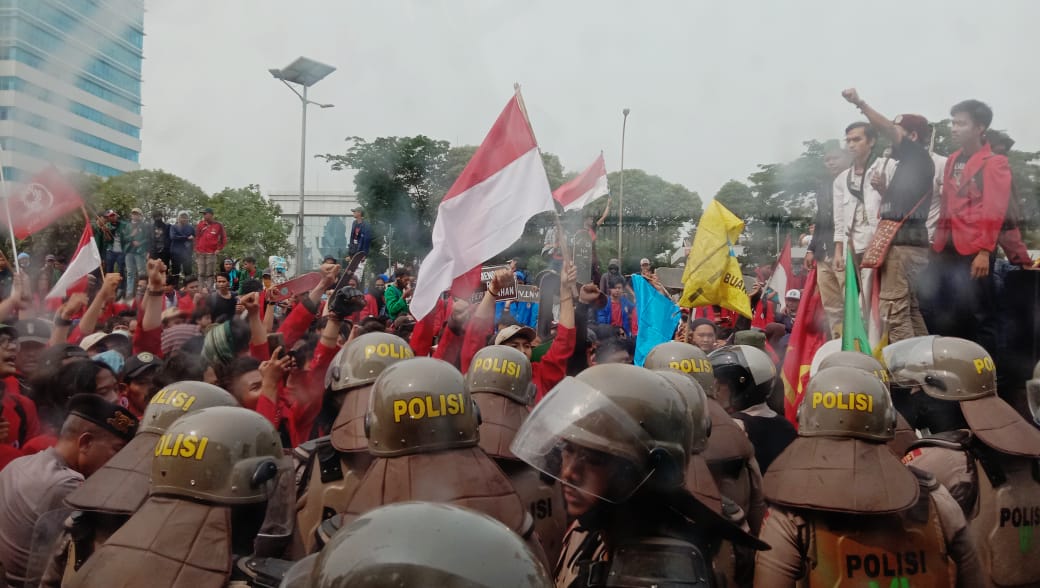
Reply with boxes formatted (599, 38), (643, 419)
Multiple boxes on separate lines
(494, 324), (536, 346)
(200, 207), (214, 214)
(122, 351), (161, 381)
(893, 114), (930, 140)
(104, 209), (118, 217)
(45, 254), (55, 262)
(14, 318), (51, 345)
(67, 394), (138, 443)
(640, 258), (651, 265)
(80, 330), (130, 352)
(351, 206), (363, 213)
(785, 289), (801, 300)
(130, 207), (143, 215)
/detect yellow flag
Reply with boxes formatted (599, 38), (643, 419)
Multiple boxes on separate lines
(679, 201), (752, 318)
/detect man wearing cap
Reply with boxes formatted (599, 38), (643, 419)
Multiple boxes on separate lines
(124, 208), (150, 301)
(13, 318), (50, 389)
(347, 206), (371, 259)
(194, 207), (227, 289)
(843, 89), (936, 343)
(0, 394), (136, 586)
(118, 352), (161, 418)
(599, 257), (626, 294)
(95, 211), (130, 293)
(780, 288), (800, 333)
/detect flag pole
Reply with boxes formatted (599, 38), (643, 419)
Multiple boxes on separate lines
(513, 83), (572, 268)
(0, 147), (21, 274)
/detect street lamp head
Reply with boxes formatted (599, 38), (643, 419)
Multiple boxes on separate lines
(318, 103), (335, 109)
(623, 108), (631, 116)
(270, 56), (336, 87)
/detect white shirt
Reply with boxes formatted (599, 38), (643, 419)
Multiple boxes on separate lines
(927, 152), (947, 243)
(832, 158), (891, 254)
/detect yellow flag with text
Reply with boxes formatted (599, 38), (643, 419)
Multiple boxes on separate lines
(680, 201), (752, 318)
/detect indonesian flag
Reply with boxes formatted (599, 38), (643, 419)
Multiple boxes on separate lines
(781, 268), (828, 427)
(411, 91), (555, 320)
(752, 237), (792, 328)
(2, 166), (84, 239)
(45, 222), (101, 309)
(552, 153), (608, 211)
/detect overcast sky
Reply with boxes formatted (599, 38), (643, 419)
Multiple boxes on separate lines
(140, 0), (1040, 203)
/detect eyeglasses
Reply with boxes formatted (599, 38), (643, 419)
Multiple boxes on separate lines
(0, 335), (19, 350)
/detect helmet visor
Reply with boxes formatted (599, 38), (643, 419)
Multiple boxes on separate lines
(255, 457), (295, 557)
(1027, 380), (1040, 428)
(882, 335), (936, 388)
(510, 377), (654, 503)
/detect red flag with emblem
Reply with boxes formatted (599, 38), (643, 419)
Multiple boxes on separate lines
(781, 268), (828, 427)
(2, 166), (84, 239)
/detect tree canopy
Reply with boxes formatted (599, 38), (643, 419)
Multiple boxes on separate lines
(10, 170), (293, 267)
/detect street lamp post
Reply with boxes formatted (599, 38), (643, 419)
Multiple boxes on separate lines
(618, 108), (630, 269)
(269, 56), (336, 274)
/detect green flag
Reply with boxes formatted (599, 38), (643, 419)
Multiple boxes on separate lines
(842, 249), (871, 353)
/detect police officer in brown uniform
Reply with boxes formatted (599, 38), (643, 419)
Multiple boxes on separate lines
(465, 345), (566, 565)
(645, 341), (766, 534)
(513, 363), (767, 587)
(293, 331), (413, 555)
(326, 356), (547, 565)
(815, 350), (919, 456)
(754, 366), (984, 587)
(65, 406), (294, 588)
(42, 382), (237, 586)
(294, 503), (552, 588)
(887, 336), (1040, 587)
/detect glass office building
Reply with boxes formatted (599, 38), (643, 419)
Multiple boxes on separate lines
(0, 0), (143, 181)
(267, 191), (360, 274)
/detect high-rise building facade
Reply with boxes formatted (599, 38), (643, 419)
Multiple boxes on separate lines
(0, 0), (143, 181)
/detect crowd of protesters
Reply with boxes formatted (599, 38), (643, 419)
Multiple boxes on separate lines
(0, 92), (1037, 588)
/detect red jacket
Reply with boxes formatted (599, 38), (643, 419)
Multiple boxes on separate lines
(194, 220), (227, 254)
(1, 378), (39, 449)
(460, 314), (575, 403)
(933, 145), (1012, 256)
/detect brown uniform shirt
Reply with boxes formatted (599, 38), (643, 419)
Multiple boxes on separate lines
(754, 483), (984, 588)
(903, 444), (977, 519)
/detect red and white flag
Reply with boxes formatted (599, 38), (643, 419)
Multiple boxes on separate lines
(45, 222), (101, 309)
(2, 166), (83, 239)
(411, 91), (554, 321)
(766, 236), (794, 313)
(552, 152), (608, 211)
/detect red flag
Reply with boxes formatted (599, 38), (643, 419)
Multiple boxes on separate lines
(45, 222), (101, 310)
(552, 153), (608, 211)
(411, 91), (555, 320)
(781, 268), (828, 427)
(2, 166), (84, 239)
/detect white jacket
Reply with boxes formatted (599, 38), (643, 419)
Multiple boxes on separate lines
(832, 158), (892, 254)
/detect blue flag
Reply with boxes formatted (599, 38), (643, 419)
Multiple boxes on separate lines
(632, 275), (681, 366)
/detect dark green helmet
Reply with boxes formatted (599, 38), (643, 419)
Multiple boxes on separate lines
(797, 366), (895, 442)
(365, 357), (479, 457)
(818, 351), (892, 387)
(309, 502), (552, 587)
(325, 332), (414, 391)
(151, 406), (284, 504)
(643, 341), (715, 396)
(139, 380), (239, 436)
(465, 345), (535, 405)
